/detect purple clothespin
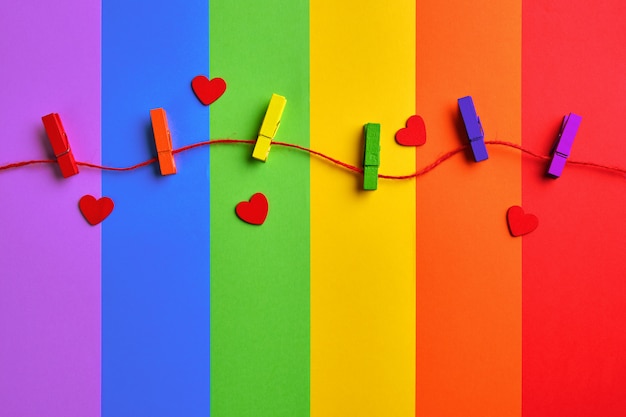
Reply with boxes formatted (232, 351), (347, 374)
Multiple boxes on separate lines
(547, 113), (582, 178)
(458, 96), (488, 162)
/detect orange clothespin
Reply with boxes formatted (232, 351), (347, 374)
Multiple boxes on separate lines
(41, 113), (79, 178)
(150, 108), (177, 175)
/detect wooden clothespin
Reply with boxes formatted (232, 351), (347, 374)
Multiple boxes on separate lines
(150, 108), (177, 175)
(547, 113), (582, 178)
(252, 94), (287, 162)
(41, 113), (79, 178)
(363, 123), (381, 190)
(458, 96), (488, 162)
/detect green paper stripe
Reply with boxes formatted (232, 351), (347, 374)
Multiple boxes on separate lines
(209, 1), (310, 416)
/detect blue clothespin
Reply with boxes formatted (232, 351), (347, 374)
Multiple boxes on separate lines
(458, 96), (488, 162)
(547, 113), (581, 178)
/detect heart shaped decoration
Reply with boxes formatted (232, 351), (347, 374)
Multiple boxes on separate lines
(79, 195), (115, 226)
(506, 205), (538, 237)
(191, 75), (226, 106)
(395, 115), (427, 146)
(235, 193), (268, 225)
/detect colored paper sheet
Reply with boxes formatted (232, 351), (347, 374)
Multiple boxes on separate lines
(101, 1), (210, 416)
(415, 1), (522, 416)
(310, 1), (416, 416)
(522, 2), (626, 415)
(3, 1), (626, 416)
(0, 2), (101, 416)
(209, 1), (310, 416)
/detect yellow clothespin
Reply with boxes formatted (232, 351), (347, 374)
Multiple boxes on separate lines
(252, 94), (286, 162)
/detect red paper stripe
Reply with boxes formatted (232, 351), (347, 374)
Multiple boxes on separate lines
(522, 2), (626, 416)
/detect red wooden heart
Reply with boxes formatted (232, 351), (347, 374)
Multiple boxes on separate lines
(191, 75), (226, 106)
(507, 205), (538, 237)
(79, 195), (114, 226)
(395, 115), (427, 146)
(235, 193), (268, 225)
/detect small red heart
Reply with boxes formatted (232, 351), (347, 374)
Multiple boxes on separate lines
(191, 75), (226, 106)
(79, 195), (114, 226)
(235, 193), (268, 225)
(507, 205), (538, 237)
(395, 115), (427, 146)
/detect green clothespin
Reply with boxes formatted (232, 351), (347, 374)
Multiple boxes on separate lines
(363, 123), (381, 190)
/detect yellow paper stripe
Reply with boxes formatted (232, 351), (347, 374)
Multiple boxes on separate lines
(310, 1), (416, 415)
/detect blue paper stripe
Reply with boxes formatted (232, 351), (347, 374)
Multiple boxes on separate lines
(102, 1), (210, 416)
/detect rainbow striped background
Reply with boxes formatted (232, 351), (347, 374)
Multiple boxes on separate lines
(1, 0), (625, 416)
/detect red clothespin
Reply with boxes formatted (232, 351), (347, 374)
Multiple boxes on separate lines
(41, 113), (79, 178)
(150, 108), (177, 175)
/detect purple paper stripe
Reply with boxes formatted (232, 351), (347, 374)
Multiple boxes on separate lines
(0, 2), (101, 417)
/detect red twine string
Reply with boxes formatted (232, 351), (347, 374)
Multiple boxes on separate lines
(1, 138), (625, 178)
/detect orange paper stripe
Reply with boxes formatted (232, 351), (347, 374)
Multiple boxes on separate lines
(415, 1), (521, 416)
